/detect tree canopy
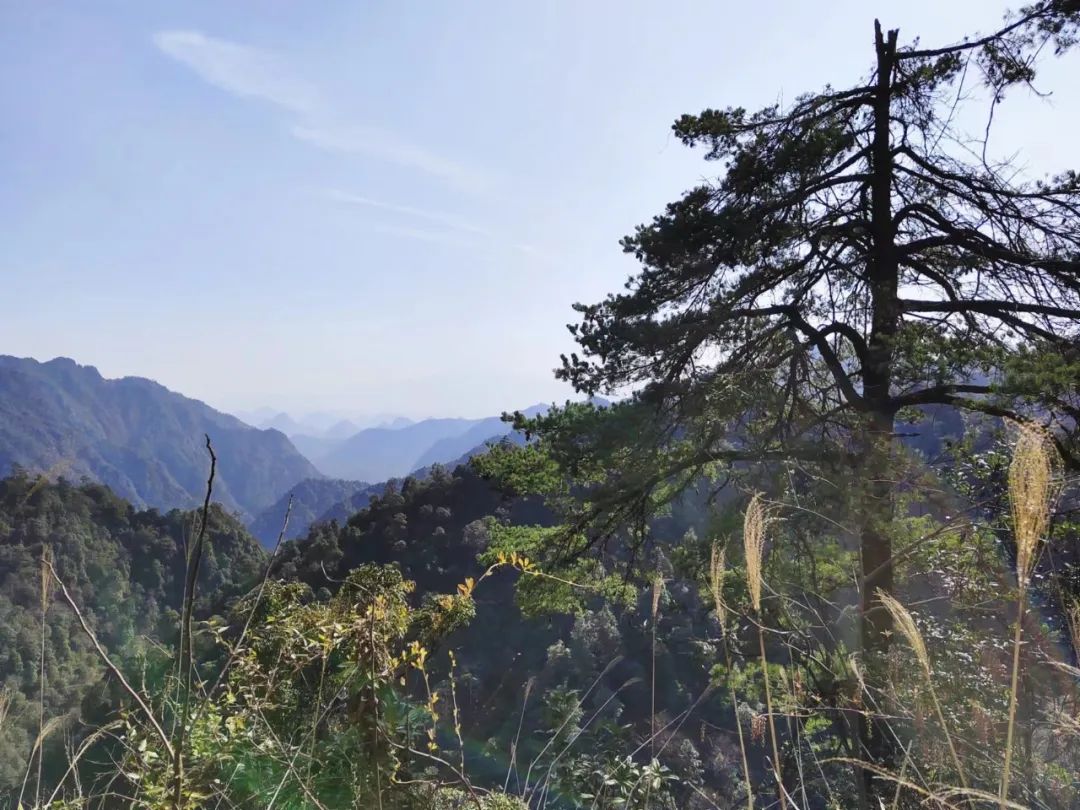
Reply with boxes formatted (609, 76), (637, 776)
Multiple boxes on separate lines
(497, 4), (1080, 803)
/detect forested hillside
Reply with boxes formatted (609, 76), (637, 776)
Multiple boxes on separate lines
(270, 463), (747, 807)
(8, 416), (1075, 808)
(0, 472), (265, 797)
(0, 356), (320, 521)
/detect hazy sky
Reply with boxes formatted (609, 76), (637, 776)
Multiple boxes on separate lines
(2, 1), (1077, 419)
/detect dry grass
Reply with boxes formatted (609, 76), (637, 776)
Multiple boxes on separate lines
(1001, 423), (1061, 808)
(1009, 423), (1060, 585)
(878, 589), (968, 793)
(743, 493), (766, 613)
(743, 493), (786, 810)
(709, 543), (727, 633)
(650, 572), (663, 759)
(0, 688), (11, 733)
(32, 546), (55, 808)
(707, 539), (754, 809)
(651, 573), (663, 620)
(877, 590), (929, 676)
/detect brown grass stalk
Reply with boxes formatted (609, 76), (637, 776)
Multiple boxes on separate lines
(36, 545), (54, 807)
(46, 560), (175, 759)
(1000, 424), (1059, 808)
(743, 493), (786, 810)
(877, 590), (967, 793)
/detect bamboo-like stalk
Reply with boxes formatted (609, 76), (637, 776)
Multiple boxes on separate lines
(1000, 424), (1059, 808)
(744, 494), (787, 810)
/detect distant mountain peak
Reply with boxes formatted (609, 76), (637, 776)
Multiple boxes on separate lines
(0, 355), (320, 521)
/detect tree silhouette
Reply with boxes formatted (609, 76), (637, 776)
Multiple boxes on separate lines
(534, 4), (1080, 802)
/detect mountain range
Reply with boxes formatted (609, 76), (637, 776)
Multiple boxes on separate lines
(309, 411), (537, 482)
(0, 355), (320, 521)
(0, 354), (594, 547)
(254, 410), (541, 483)
(237, 409), (413, 438)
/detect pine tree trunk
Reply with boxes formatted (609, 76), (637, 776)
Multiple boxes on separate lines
(855, 412), (897, 805)
(855, 20), (901, 807)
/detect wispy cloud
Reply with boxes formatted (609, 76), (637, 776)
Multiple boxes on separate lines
(322, 189), (490, 236)
(153, 30), (318, 114)
(326, 188), (540, 254)
(153, 30), (489, 192)
(370, 223), (480, 248)
(295, 127), (490, 193)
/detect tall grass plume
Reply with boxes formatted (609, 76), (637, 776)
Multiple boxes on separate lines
(877, 589), (967, 792)
(1001, 424), (1060, 807)
(710, 539), (753, 809)
(743, 494), (785, 809)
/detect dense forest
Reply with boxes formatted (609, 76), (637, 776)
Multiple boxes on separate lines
(2, 2), (1080, 808)
(0, 472), (265, 798)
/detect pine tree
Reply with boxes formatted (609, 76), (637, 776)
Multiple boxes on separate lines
(515, 4), (1080, 802)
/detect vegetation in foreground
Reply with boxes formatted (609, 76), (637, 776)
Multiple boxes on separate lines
(2, 2), (1080, 808)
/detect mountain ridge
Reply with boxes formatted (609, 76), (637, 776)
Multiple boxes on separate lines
(0, 355), (320, 521)
(248, 476), (378, 546)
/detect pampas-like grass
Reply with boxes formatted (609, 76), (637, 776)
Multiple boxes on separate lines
(743, 494), (786, 809)
(1001, 424), (1060, 808)
(744, 494), (766, 613)
(877, 590), (967, 792)
(1009, 424), (1057, 586)
(877, 591), (929, 675)
(709, 540), (753, 810)
(709, 544), (727, 632)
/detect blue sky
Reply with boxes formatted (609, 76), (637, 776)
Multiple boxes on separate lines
(2, 1), (1077, 418)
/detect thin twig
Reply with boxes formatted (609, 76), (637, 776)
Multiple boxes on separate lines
(46, 562), (175, 759)
(173, 435), (216, 807)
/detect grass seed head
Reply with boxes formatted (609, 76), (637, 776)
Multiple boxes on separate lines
(1009, 424), (1060, 585)
(877, 589), (930, 675)
(709, 542), (727, 631)
(743, 494), (767, 612)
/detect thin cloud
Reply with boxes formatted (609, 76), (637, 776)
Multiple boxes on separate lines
(369, 222), (538, 257)
(152, 30), (317, 114)
(371, 223), (479, 248)
(327, 189), (538, 255)
(294, 126), (491, 193)
(322, 189), (490, 236)
(153, 30), (490, 192)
